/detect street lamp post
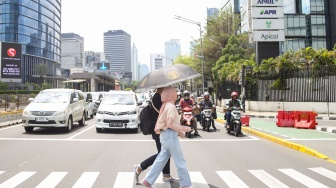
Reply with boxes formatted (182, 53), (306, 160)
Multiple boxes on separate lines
(174, 15), (204, 94)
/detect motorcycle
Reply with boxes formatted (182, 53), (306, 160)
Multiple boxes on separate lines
(176, 104), (182, 115)
(227, 106), (242, 137)
(201, 106), (213, 132)
(181, 106), (194, 138)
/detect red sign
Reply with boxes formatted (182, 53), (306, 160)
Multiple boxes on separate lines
(7, 48), (16, 57)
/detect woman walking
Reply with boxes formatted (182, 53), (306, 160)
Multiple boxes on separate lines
(141, 86), (192, 188)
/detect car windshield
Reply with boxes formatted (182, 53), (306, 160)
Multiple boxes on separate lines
(33, 91), (70, 103)
(136, 94), (145, 102)
(91, 93), (100, 100)
(103, 94), (135, 105)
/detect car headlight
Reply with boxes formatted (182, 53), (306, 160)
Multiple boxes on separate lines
(128, 110), (137, 115)
(55, 109), (67, 116)
(23, 110), (31, 115)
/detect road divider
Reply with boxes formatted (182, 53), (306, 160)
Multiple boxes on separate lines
(0, 110), (23, 128)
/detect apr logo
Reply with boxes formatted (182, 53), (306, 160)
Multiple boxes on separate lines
(266, 21), (272, 28)
(260, 10), (277, 15)
(167, 71), (179, 80)
(257, 0), (278, 4)
(7, 48), (16, 57)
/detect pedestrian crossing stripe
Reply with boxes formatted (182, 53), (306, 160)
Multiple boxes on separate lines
(0, 168), (335, 188)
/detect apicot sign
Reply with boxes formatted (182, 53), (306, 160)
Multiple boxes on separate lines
(0, 42), (22, 82)
(252, 19), (284, 30)
(253, 30), (285, 42)
(252, 7), (284, 18)
(252, 0), (284, 7)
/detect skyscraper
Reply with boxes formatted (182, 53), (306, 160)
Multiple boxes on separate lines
(140, 63), (149, 80)
(131, 43), (139, 81)
(104, 30), (131, 76)
(164, 39), (181, 66)
(0, 0), (61, 85)
(61, 33), (84, 77)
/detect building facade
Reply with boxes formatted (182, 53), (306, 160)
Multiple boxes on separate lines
(0, 0), (62, 85)
(283, 0), (331, 52)
(61, 32), (84, 78)
(84, 51), (105, 72)
(150, 53), (166, 71)
(164, 39), (181, 66)
(104, 30), (131, 76)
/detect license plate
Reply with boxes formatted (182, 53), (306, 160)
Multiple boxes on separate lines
(36, 117), (48, 122)
(109, 122), (123, 127)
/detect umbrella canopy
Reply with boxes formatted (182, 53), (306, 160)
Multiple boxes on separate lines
(136, 64), (201, 92)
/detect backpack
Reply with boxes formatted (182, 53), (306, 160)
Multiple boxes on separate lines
(139, 99), (159, 135)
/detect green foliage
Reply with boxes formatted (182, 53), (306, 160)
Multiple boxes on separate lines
(124, 88), (132, 91)
(0, 90), (40, 94)
(0, 81), (8, 90)
(42, 83), (52, 89)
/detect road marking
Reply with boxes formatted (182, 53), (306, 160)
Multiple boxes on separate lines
(249, 170), (289, 188)
(216, 171), (249, 188)
(67, 125), (95, 139)
(36, 172), (68, 188)
(309, 167), (336, 181)
(18, 161), (27, 167)
(286, 138), (336, 141)
(0, 138), (259, 142)
(279, 169), (329, 188)
(113, 172), (134, 188)
(72, 172), (99, 188)
(0, 171), (4, 175)
(0, 171), (36, 188)
(190, 172), (210, 188)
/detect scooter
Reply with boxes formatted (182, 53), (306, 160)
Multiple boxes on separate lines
(201, 107), (213, 132)
(227, 106), (242, 137)
(181, 106), (194, 138)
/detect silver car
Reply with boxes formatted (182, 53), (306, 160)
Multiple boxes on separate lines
(22, 89), (86, 132)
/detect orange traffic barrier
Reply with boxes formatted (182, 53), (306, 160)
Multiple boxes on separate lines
(241, 115), (250, 126)
(276, 111), (295, 127)
(294, 111), (318, 129)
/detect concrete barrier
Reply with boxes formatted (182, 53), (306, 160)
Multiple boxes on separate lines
(0, 110), (23, 127)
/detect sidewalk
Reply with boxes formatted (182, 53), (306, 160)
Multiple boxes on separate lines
(214, 108), (336, 164)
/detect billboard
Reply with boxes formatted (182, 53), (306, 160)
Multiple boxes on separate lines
(252, 19), (284, 30)
(253, 30), (285, 41)
(251, 7), (284, 18)
(0, 42), (22, 82)
(252, 0), (283, 7)
(97, 62), (110, 71)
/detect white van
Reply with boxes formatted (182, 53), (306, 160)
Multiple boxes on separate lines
(22, 89), (86, 132)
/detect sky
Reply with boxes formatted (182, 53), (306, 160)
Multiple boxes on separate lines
(61, 0), (222, 66)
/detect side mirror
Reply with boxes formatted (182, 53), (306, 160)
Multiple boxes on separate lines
(88, 99), (93, 102)
(73, 98), (79, 102)
(95, 101), (101, 105)
(137, 102), (143, 106)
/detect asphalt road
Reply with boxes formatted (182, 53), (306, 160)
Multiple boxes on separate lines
(0, 118), (336, 187)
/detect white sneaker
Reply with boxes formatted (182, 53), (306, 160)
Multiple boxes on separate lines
(134, 164), (141, 184)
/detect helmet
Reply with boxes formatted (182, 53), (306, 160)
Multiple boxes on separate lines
(177, 91), (182, 98)
(183, 90), (190, 99)
(231, 91), (238, 98)
(203, 92), (209, 100)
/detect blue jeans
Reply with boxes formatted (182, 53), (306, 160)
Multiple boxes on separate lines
(225, 111), (232, 124)
(144, 129), (191, 186)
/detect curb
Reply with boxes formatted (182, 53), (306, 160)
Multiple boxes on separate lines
(248, 115), (336, 120)
(215, 118), (336, 164)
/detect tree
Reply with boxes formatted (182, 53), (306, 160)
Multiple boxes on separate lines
(0, 81), (8, 90)
(36, 64), (48, 87)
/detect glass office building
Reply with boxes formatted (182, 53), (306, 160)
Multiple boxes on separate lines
(0, 0), (61, 85)
(282, 0), (331, 52)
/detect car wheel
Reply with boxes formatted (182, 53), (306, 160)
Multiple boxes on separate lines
(90, 112), (94, 119)
(96, 128), (102, 133)
(65, 117), (72, 132)
(24, 127), (34, 132)
(79, 113), (85, 126)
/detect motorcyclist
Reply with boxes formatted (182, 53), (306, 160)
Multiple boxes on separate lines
(225, 91), (243, 128)
(179, 90), (200, 136)
(176, 91), (182, 105)
(198, 92), (217, 130)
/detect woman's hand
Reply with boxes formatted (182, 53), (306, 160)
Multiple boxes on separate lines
(155, 127), (161, 134)
(178, 132), (186, 138)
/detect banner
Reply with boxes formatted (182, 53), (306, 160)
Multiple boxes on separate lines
(0, 42), (22, 82)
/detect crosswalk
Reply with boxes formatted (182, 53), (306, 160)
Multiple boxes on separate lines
(0, 167), (335, 188)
